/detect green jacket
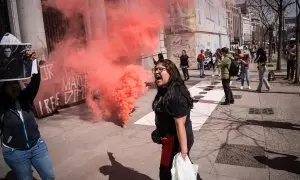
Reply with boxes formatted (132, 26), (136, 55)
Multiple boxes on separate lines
(217, 53), (233, 79)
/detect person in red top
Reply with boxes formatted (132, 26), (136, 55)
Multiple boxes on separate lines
(197, 49), (205, 78)
(239, 53), (251, 90)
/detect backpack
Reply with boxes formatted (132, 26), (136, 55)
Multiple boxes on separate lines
(197, 53), (204, 63)
(229, 60), (239, 76)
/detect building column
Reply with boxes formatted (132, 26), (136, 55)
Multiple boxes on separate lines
(16, 0), (48, 60)
(6, 0), (21, 40)
(85, 0), (107, 40)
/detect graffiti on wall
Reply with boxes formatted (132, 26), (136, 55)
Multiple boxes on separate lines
(34, 62), (87, 117)
(61, 70), (86, 106)
(165, 33), (196, 67)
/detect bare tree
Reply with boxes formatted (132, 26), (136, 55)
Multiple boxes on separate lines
(248, 0), (278, 61)
(262, 0), (295, 71)
(294, 0), (300, 83)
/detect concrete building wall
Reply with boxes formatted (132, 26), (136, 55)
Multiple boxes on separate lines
(16, 0), (48, 60)
(195, 0), (229, 52)
(242, 16), (252, 44)
(195, 0), (230, 53)
(165, 0), (230, 69)
(166, 33), (196, 67)
(4, 0), (48, 60)
(6, 0), (21, 40)
(196, 0), (228, 35)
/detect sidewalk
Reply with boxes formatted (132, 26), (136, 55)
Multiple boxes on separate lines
(0, 64), (299, 180)
(192, 63), (300, 180)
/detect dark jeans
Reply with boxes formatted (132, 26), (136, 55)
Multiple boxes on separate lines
(181, 67), (189, 80)
(211, 61), (216, 70)
(286, 60), (295, 80)
(222, 79), (234, 103)
(199, 62), (204, 77)
(2, 137), (55, 180)
(241, 68), (250, 86)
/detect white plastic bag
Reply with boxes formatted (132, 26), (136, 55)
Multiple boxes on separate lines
(171, 153), (198, 180)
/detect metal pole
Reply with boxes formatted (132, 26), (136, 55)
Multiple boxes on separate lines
(295, 0), (300, 82)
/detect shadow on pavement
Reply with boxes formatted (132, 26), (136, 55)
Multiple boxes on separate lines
(0, 171), (38, 180)
(245, 120), (300, 131)
(232, 89), (300, 95)
(0, 171), (16, 180)
(99, 152), (153, 180)
(197, 111), (300, 159)
(254, 150), (300, 175)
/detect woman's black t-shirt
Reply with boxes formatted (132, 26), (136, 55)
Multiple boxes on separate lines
(153, 88), (194, 141)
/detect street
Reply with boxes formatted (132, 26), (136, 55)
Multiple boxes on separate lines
(1, 63), (300, 180)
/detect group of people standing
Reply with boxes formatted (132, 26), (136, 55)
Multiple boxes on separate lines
(175, 46), (272, 104)
(0, 33), (274, 180)
(179, 49), (221, 81)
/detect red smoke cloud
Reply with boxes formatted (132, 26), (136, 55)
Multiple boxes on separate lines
(43, 0), (191, 126)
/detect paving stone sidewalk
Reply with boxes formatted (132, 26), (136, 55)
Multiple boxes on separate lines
(0, 62), (299, 180)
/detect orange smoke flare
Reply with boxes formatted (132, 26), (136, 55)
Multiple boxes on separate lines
(43, 0), (192, 126)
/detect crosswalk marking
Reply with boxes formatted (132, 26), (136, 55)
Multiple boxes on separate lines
(135, 80), (225, 131)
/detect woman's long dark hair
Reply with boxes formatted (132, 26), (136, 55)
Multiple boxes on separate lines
(152, 59), (193, 111)
(0, 82), (15, 109)
(256, 48), (267, 61)
(257, 48), (266, 57)
(215, 49), (222, 59)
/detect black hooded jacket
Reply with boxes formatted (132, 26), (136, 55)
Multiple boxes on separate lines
(0, 71), (41, 150)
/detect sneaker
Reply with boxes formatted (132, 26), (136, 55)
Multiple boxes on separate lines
(248, 86), (251, 90)
(240, 86), (244, 90)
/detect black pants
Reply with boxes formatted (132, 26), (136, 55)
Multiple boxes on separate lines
(286, 60), (295, 80)
(211, 61), (216, 70)
(222, 79), (234, 103)
(181, 67), (189, 80)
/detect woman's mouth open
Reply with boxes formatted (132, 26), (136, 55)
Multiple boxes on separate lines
(155, 74), (164, 86)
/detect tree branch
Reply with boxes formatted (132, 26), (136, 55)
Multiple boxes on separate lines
(263, 0), (279, 13)
(260, 6), (271, 27)
(250, 0), (277, 28)
(283, 0), (295, 10)
(274, 0), (281, 7)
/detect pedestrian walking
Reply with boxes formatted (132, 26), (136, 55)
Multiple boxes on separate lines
(197, 49), (205, 78)
(235, 49), (242, 81)
(151, 59), (201, 180)
(0, 50), (55, 180)
(239, 53), (251, 90)
(180, 50), (190, 81)
(255, 48), (271, 92)
(218, 47), (234, 105)
(214, 49), (222, 77)
(284, 44), (296, 81)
